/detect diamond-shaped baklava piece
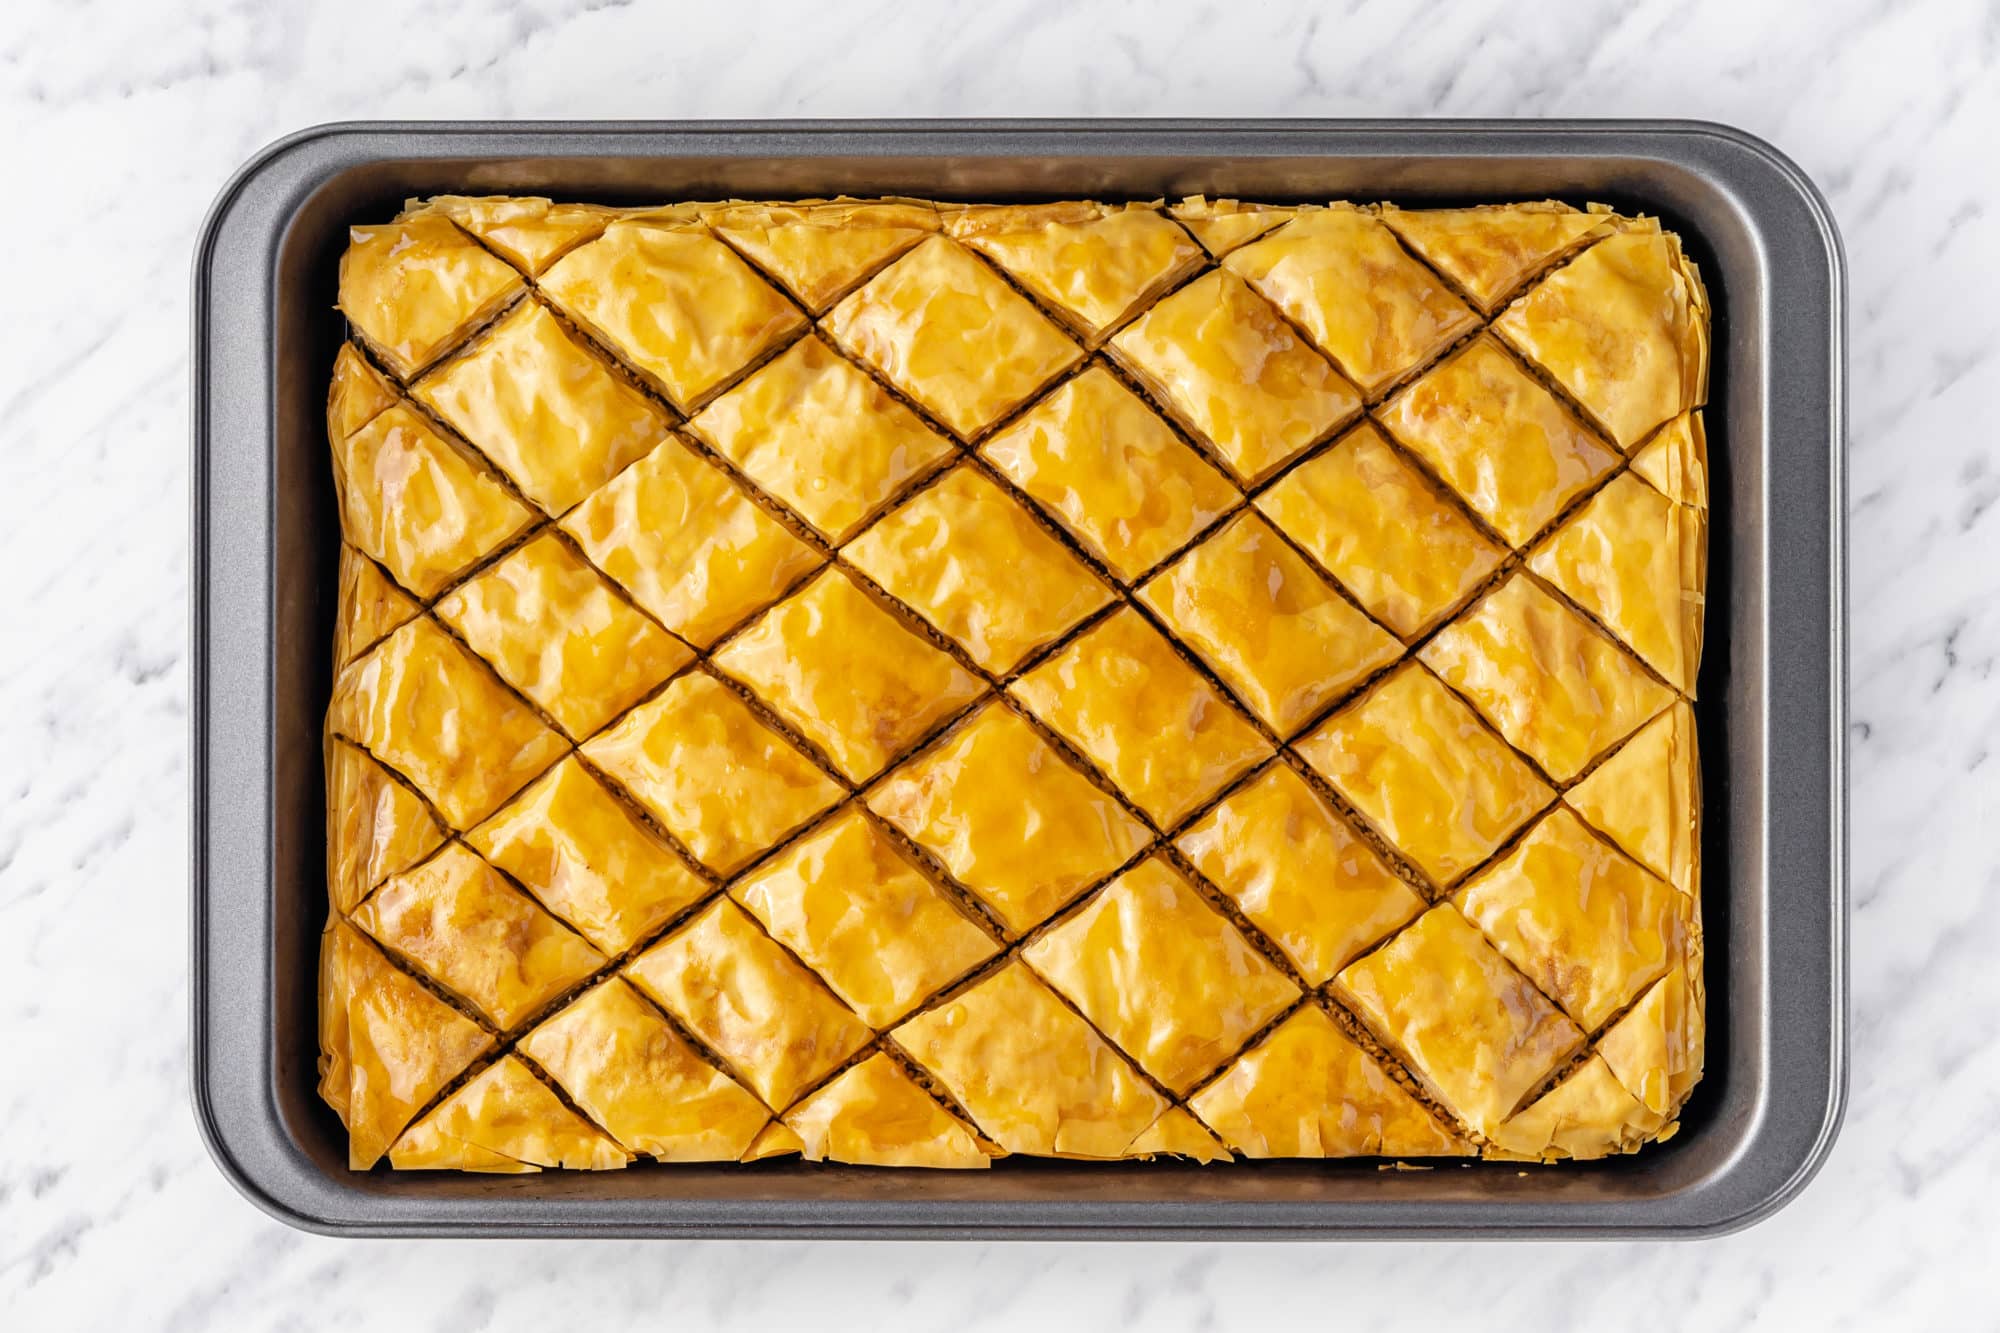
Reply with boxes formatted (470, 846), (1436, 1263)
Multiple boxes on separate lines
(329, 403), (537, 598)
(1255, 423), (1505, 638)
(944, 202), (1203, 338)
(1334, 905), (1583, 1137)
(1457, 808), (1689, 1030)
(332, 617), (569, 830)
(1529, 471), (1706, 691)
(1295, 663), (1551, 887)
(390, 1055), (632, 1173)
(782, 1052), (995, 1168)
(1024, 859), (1299, 1092)
(517, 977), (772, 1160)
(731, 808), (998, 1027)
(581, 672), (842, 876)
(338, 211), (524, 378)
(628, 898), (873, 1109)
(823, 235), (1081, 438)
(322, 921), (493, 1169)
(981, 365), (1240, 583)
(434, 533), (693, 739)
(892, 961), (1169, 1157)
(1108, 268), (1363, 484)
(1598, 964), (1704, 1116)
(845, 467), (1113, 673)
(1189, 1006), (1466, 1158)
(561, 435), (822, 647)
(703, 199), (939, 312)
(1494, 229), (1707, 449)
(1380, 203), (1611, 314)
(328, 343), (399, 442)
(1420, 574), (1675, 783)
(868, 703), (1151, 934)
(432, 196), (617, 276)
(351, 843), (605, 1030)
(1225, 207), (1479, 397)
(714, 569), (986, 782)
(333, 546), (420, 671)
(467, 755), (711, 955)
(540, 218), (806, 408)
(1169, 196), (1297, 257)
(1564, 702), (1699, 896)
(690, 334), (954, 542)
(413, 300), (671, 514)
(1010, 607), (1271, 827)
(1377, 335), (1619, 548)
(325, 737), (445, 914)
(1629, 411), (1708, 508)
(1486, 1053), (1664, 1162)
(1139, 512), (1401, 735)
(1176, 764), (1424, 984)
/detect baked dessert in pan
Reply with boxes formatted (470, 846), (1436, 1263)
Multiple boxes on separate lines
(320, 193), (1708, 1172)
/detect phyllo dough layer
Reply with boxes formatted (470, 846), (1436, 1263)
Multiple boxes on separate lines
(324, 193), (1707, 1170)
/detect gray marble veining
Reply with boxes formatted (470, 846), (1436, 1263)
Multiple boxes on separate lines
(1, 0), (1996, 1326)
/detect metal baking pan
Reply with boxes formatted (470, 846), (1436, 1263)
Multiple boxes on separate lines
(191, 119), (1846, 1238)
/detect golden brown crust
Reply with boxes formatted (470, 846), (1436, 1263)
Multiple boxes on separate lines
(540, 218), (806, 410)
(702, 199), (939, 313)
(560, 435), (822, 647)
(330, 617), (569, 831)
(517, 977), (771, 1161)
(1108, 268), (1362, 484)
(580, 672), (842, 876)
(1176, 765), (1423, 985)
(1225, 207), (1480, 396)
(1138, 512), (1401, 735)
(1379, 202), (1612, 314)
(1255, 423), (1505, 638)
(332, 546), (420, 672)
(351, 843), (606, 1030)
(433, 533), (693, 739)
(1010, 608), (1272, 827)
(981, 365), (1241, 583)
(782, 1053), (997, 1168)
(1493, 228), (1707, 449)
(891, 962), (1168, 1157)
(824, 235), (1081, 438)
(1377, 335), (1619, 548)
(338, 212), (523, 379)
(413, 300), (671, 515)
(867, 703), (1150, 935)
(845, 467), (1114, 674)
(1190, 1006), (1469, 1158)
(945, 202), (1203, 337)
(1296, 663), (1552, 886)
(328, 403), (536, 600)
(330, 921), (494, 1169)
(1418, 574), (1676, 783)
(466, 755), (710, 955)
(389, 1055), (632, 1172)
(730, 809), (998, 1027)
(689, 334), (953, 542)
(1169, 197), (1299, 257)
(327, 195), (1707, 1169)
(626, 898), (873, 1109)
(1022, 859), (1300, 1093)
(711, 569), (987, 783)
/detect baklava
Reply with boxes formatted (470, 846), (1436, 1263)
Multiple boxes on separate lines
(321, 194), (1708, 1172)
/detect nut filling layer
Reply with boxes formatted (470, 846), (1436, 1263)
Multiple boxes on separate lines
(322, 194), (1709, 1171)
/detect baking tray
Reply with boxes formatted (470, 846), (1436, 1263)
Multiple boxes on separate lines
(191, 119), (1846, 1239)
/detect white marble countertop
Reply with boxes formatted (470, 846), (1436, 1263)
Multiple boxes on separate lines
(3, 0), (1996, 1326)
